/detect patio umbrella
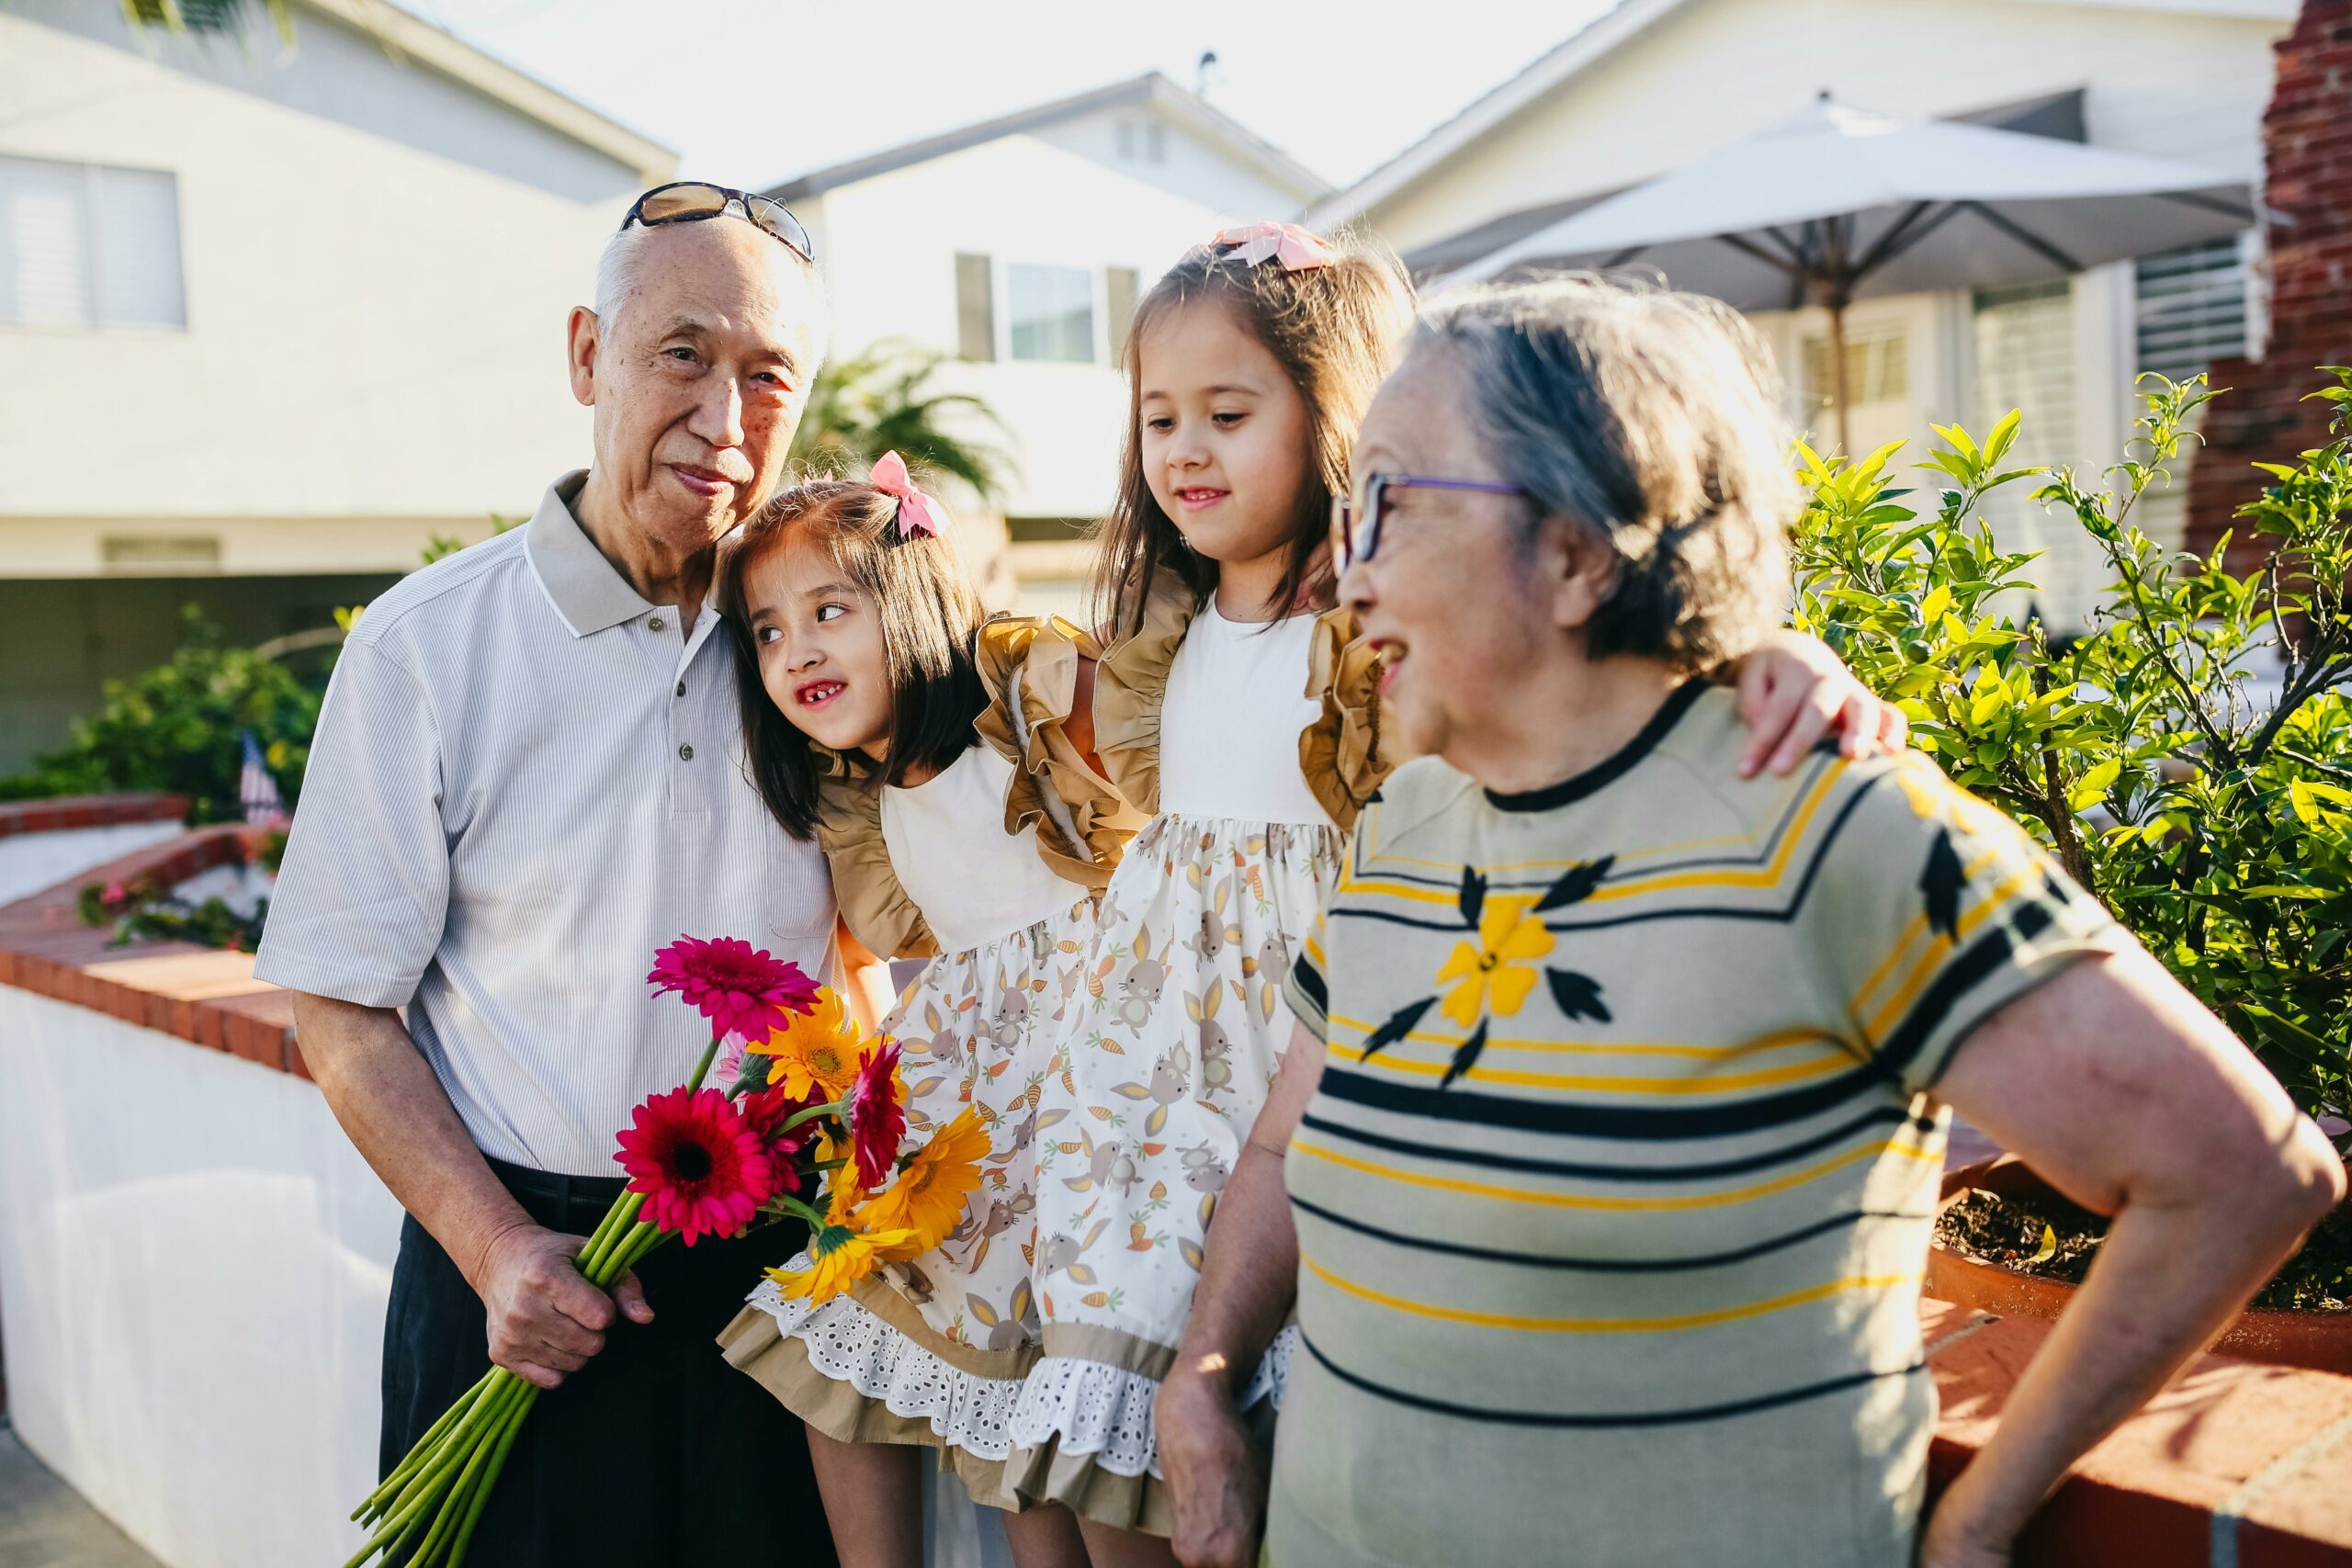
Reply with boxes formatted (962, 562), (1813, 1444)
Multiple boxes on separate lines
(1448, 95), (2258, 452)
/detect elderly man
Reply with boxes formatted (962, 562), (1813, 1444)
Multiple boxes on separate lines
(258, 184), (876, 1565)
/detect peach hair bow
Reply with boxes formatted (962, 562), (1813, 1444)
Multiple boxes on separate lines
(1212, 221), (1335, 272)
(869, 451), (944, 539)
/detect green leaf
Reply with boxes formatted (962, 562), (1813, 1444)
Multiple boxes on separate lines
(2068, 759), (2121, 811)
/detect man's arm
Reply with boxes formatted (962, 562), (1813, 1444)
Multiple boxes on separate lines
(294, 993), (650, 1389)
(1159, 1019), (1326, 1568)
(1920, 948), (2346, 1566)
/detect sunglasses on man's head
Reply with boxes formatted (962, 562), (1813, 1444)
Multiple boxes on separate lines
(620, 181), (815, 265)
(1329, 472), (1529, 570)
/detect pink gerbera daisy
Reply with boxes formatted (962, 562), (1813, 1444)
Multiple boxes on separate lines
(613, 1087), (778, 1246)
(847, 1036), (908, 1191)
(646, 936), (820, 1043)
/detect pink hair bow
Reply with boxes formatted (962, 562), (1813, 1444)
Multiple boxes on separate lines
(1213, 221), (1335, 272)
(869, 450), (944, 539)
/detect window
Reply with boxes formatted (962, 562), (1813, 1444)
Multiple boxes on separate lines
(1008, 264), (1093, 364)
(2134, 238), (2249, 385)
(955, 253), (995, 362)
(0, 156), (186, 329)
(1800, 329), (1907, 409)
(1114, 118), (1166, 164)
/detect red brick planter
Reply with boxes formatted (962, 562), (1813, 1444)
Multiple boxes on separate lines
(1931, 1156), (2352, 1376)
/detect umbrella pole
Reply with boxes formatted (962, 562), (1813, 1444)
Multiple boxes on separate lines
(1827, 296), (1852, 457)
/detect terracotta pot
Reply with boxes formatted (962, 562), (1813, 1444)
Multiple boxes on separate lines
(1928, 1156), (2352, 1377)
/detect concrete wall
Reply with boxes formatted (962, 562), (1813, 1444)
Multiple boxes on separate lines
(0, 985), (402, 1568)
(0, 821), (184, 905)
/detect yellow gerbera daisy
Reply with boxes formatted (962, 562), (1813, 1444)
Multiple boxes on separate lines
(765, 1222), (917, 1304)
(856, 1107), (990, 1251)
(760, 989), (869, 1102)
(1433, 894), (1555, 1028)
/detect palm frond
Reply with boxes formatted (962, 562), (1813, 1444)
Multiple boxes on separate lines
(789, 341), (1015, 502)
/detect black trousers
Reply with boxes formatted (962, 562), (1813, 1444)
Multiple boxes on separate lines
(380, 1156), (838, 1568)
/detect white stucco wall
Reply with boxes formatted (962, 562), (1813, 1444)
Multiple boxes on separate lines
(0, 820), (187, 905)
(808, 110), (1318, 523)
(0, 987), (402, 1568)
(0, 6), (648, 575)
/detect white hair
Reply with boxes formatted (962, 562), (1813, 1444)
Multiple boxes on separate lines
(591, 215), (832, 365)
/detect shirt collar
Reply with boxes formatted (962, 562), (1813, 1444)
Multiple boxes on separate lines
(525, 470), (660, 637)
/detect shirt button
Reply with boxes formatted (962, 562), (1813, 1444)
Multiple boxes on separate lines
(675, 681), (686, 697)
(649, 615), (666, 632)
(678, 743), (694, 761)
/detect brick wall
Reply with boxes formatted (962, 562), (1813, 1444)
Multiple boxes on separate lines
(2188, 0), (2352, 562)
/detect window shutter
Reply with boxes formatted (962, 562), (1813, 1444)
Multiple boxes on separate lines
(0, 156), (94, 327)
(1105, 266), (1138, 367)
(93, 165), (185, 328)
(2134, 239), (2247, 384)
(956, 253), (994, 362)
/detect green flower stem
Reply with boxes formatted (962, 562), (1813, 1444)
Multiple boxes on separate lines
(777, 1100), (846, 1136)
(575, 1190), (633, 1270)
(776, 1193), (831, 1230)
(445, 1385), (537, 1568)
(359, 1376), (527, 1560)
(584, 1217), (656, 1288)
(357, 1371), (492, 1520)
(574, 1192), (645, 1281)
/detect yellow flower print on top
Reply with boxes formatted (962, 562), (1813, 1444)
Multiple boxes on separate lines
(1433, 895), (1555, 1028)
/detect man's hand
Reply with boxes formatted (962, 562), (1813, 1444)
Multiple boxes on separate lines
(469, 1222), (653, 1390)
(1159, 1363), (1268, 1568)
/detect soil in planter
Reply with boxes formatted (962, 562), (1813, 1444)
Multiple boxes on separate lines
(1935, 1185), (2352, 1314)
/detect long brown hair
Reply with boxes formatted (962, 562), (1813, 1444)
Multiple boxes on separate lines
(716, 480), (989, 840)
(1092, 228), (1416, 637)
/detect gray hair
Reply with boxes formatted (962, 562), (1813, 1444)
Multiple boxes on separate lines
(1413, 275), (1795, 672)
(591, 215), (831, 363)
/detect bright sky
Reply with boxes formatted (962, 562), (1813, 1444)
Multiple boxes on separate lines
(404, 0), (1615, 196)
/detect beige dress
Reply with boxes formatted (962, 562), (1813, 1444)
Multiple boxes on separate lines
(1000, 585), (1387, 1533)
(718, 615), (1146, 1506)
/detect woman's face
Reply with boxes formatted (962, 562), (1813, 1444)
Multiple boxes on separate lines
(1340, 348), (1557, 762)
(741, 526), (896, 761)
(1134, 299), (1312, 574)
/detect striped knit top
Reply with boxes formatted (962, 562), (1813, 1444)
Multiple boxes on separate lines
(1272, 682), (2125, 1568)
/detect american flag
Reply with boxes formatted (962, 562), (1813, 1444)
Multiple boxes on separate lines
(239, 729), (286, 826)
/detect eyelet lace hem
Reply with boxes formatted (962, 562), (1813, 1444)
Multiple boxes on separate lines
(1003, 1325), (1301, 1479)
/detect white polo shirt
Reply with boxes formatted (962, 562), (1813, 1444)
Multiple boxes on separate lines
(257, 472), (837, 1176)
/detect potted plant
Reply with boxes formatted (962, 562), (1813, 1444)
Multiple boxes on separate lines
(1792, 370), (2352, 1370)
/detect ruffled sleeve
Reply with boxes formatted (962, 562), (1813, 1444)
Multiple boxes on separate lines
(812, 757), (938, 963)
(1087, 579), (1199, 818)
(1298, 606), (1395, 832)
(971, 614), (1150, 893)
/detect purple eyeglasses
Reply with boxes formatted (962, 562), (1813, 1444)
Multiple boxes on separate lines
(1329, 472), (1528, 570)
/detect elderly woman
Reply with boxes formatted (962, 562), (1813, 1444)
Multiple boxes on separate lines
(1154, 277), (2346, 1568)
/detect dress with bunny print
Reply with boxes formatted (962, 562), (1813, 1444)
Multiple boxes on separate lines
(1000, 585), (1387, 1535)
(718, 615), (1147, 1511)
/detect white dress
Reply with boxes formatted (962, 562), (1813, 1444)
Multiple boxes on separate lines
(721, 617), (1147, 1510)
(1001, 590), (1386, 1534)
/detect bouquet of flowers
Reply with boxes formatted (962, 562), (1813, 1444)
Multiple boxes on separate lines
(343, 934), (986, 1568)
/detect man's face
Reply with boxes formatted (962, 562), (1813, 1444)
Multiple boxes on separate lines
(570, 218), (824, 556)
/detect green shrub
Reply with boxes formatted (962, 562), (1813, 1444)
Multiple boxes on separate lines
(0, 607), (319, 823)
(1792, 371), (2352, 1149)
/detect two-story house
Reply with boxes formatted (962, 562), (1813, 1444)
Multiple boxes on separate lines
(763, 73), (1328, 616)
(1309, 0), (2296, 628)
(0, 0), (673, 772)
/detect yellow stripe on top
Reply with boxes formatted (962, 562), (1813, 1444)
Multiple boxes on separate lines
(1323, 1019), (1840, 1064)
(1343, 764), (1849, 910)
(1858, 861), (2046, 1043)
(1326, 1039), (1853, 1096)
(1288, 1134), (1942, 1213)
(1300, 1254), (1922, 1334)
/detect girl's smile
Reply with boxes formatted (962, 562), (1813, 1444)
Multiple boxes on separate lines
(1173, 486), (1230, 512)
(793, 677), (848, 710)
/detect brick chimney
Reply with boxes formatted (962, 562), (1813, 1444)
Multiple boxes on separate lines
(2186, 0), (2352, 562)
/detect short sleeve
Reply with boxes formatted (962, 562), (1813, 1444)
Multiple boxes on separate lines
(1298, 607), (1395, 831)
(254, 637), (449, 1009)
(1803, 753), (2132, 1094)
(814, 772), (938, 963)
(971, 614), (1148, 891)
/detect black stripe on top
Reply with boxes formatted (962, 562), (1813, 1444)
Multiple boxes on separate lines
(1296, 1104), (1925, 1182)
(1297, 1333), (1923, 1428)
(1482, 681), (1711, 813)
(1290, 951), (1329, 1019)
(1288, 1193), (1937, 1273)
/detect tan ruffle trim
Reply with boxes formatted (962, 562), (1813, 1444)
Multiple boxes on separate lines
(718, 1302), (1032, 1512)
(1298, 606), (1395, 832)
(1089, 579), (1201, 818)
(813, 762), (938, 963)
(972, 614), (1149, 894)
(1001, 1441), (1175, 1536)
